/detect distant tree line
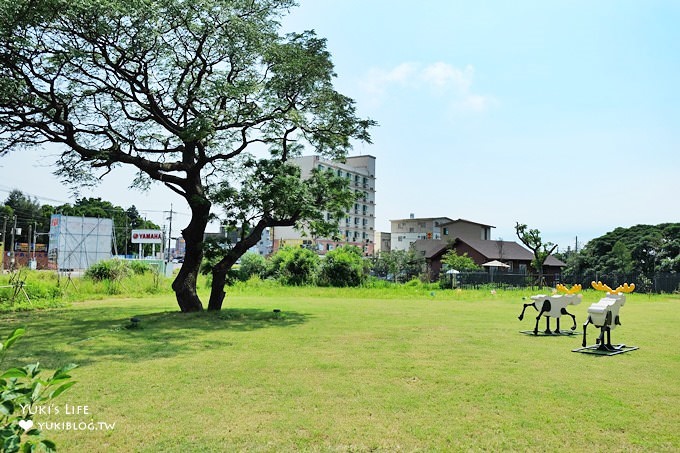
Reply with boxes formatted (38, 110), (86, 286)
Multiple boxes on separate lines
(0, 189), (160, 256)
(556, 223), (680, 290)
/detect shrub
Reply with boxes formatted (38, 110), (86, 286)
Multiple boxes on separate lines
(318, 246), (367, 287)
(268, 246), (319, 286)
(84, 259), (131, 282)
(128, 260), (152, 275)
(238, 253), (268, 281)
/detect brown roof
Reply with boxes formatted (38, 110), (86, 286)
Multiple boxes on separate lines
(456, 238), (566, 266)
(412, 238), (566, 267)
(412, 239), (448, 259)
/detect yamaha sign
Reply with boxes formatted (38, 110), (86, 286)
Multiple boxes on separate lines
(131, 229), (163, 244)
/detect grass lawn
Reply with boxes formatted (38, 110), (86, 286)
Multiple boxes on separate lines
(1, 287), (679, 452)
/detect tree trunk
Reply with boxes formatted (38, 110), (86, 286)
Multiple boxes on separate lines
(172, 193), (211, 313)
(207, 221), (269, 311)
(207, 267), (229, 311)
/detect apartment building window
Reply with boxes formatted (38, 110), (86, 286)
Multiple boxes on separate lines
(443, 227), (449, 235)
(409, 227), (414, 233)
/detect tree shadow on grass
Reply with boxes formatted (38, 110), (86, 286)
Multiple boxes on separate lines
(0, 306), (310, 369)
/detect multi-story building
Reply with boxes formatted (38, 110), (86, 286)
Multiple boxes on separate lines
(440, 219), (494, 241)
(390, 216), (494, 252)
(272, 155), (376, 256)
(390, 215), (453, 251)
(374, 231), (391, 255)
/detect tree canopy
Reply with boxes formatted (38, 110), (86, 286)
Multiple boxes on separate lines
(515, 222), (557, 287)
(0, 0), (375, 311)
(441, 249), (479, 272)
(559, 223), (680, 280)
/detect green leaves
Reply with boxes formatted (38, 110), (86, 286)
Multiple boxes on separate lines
(515, 222), (558, 287)
(0, 328), (25, 353)
(0, 369), (28, 379)
(318, 246), (367, 287)
(1, 329), (77, 452)
(442, 249), (480, 272)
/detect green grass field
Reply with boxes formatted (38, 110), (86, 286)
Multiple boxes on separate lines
(2, 287), (679, 452)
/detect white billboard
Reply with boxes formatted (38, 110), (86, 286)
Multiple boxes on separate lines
(131, 229), (163, 244)
(48, 215), (113, 271)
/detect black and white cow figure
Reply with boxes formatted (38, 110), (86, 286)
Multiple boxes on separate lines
(582, 281), (635, 351)
(518, 284), (582, 335)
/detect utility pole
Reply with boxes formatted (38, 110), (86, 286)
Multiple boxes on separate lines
(32, 221), (37, 262)
(0, 216), (7, 271)
(124, 218), (129, 257)
(9, 215), (17, 270)
(166, 204), (173, 261)
(27, 223), (32, 268)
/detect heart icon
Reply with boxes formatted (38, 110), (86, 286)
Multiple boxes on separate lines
(18, 420), (34, 432)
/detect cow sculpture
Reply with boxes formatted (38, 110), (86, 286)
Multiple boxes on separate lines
(518, 284), (582, 335)
(582, 281), (635, 351)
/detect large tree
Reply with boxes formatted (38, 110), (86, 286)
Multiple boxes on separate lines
(0, 0), (374, 312)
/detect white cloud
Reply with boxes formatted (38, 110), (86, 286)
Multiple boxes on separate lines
(360, 63), (418, 100)
(420, 62), (473, 93)
(359, 61), (496, 113)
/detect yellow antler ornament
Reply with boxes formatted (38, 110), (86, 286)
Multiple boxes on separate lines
(591, 281), (635, 294)
(556, 284), (582, 294)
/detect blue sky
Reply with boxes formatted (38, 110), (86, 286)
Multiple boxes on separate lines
(1, 0), (678, 250)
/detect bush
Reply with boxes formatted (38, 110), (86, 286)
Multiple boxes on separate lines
(318, 246), (367, 287)
(268, 246), (319, 286)
(84, 259), (131, 282)
(238, 253), (268, 281)
(128, 260), (152, 275)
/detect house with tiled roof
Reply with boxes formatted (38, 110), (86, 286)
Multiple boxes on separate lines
(390, 216), (494, 252)
(413, 237), (566, 282)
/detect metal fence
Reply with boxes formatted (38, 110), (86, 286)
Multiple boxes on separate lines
(441, 271), (680, 293)
(560, 271), (680, 294)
